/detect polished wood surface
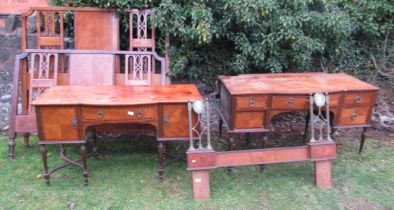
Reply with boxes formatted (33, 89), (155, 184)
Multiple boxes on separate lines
(220, 73), (378, 94)
(32, 85), (202, 106)
(219, 73), (378, 132)
(33, 84), (202, 142)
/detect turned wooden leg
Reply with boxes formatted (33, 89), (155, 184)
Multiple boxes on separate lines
(80, 144), (89, 186)
(303, 113), (309, 143)
(314, 160), (331, 188)
(192, 170), (211, 200)
(23, 133), (30, 147)
(8, 137), (16, 161)
(40, 145), (50, 185)
(259, 134), (267, 172)
(219, 117), (223, 137)
(227, 134), (235, 173)
(158, 142), (166, 181)
(60, 144), (66, 156)
(92, 129), (99, 158)
(359, 127), (367, 154)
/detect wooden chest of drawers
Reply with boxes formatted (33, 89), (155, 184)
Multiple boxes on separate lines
(219, 73), (379, 132)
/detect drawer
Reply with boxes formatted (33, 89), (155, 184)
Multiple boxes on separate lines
(271, 95), (308, 110)
(81, 105), (158, 121)
(37, 106), (79, 141)
(235, 95), (268, 110)
(234, 111), (265, 129)
(337, 107), (370, 125)
(343, 92), (374, 107)
(328, 94), (340, 107)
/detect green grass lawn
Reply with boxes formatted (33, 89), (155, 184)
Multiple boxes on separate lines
(0, 133), (393, 209)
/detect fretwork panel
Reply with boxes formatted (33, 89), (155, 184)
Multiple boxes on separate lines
(125, 54), (152, 85)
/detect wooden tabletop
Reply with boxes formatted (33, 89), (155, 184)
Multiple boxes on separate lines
(32, 84), (203, 106)
(219, 73), (379, 95)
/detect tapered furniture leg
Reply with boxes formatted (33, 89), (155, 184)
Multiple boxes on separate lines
(8, 138), (16, 161)
(259, 134), (267, 172)
(245, 133), (250, 146)
(218, 117), (223, 137)
(314, 160), (331, 188)
(359, 127), (367, 154)
(80, 144), (89, 186)
(23, 133), (30, 146)
(158, 142), (166, 181)
(192, 170), (211, 200)
(227, 134), (234, 173)
(303, 113), (309, 143)
(92, 129), (99, 158)
(41, 145), (50, 185)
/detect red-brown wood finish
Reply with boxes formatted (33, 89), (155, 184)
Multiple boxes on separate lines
(219, 73), (379, 131)
(187, 141), (336, 200)
(33, 85), (202, 141)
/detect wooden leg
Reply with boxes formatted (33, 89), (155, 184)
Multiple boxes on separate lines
(259, 134), (267, 172)
(60, 144), (66, 156)
(192, 170), (211, 200)
(219, 117), (223, 137)
(303, 112), (309, 143)
(80, 144), (89, 186)
(314, 160), (331, 188)
(41, 145), (50, 185)
(227, 135), (235, 173)
(8, 137), (16, 161)
(245, 133), (250, 146)
(158, 142), (166, 181)
(359, 127), (367, 154)
(92, 129), (99, 158)
(23, 133), (30, 147)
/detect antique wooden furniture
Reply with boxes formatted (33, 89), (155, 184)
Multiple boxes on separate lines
(31, 84), (202, 184)
(218, 73), (379, 153)
(9, 6), (170, 159)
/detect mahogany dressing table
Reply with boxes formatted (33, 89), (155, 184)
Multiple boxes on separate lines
(32, 85), (202, 184)
(218, 72), (379, 152)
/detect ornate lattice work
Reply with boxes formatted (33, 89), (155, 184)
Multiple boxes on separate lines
(37, 11), (64, 49)
(125, 55), (152, 85)
(130, 9), (155, 51)
(28, 53), (59, 113)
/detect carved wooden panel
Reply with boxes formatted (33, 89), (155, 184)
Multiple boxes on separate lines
(36, 11), (64, 49)
(28, 53), (58, 114)
(125, 54), (152, 85)
(129, 9), (155, 50)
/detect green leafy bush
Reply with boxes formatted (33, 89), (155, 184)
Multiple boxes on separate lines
(52, 0), (393, 86)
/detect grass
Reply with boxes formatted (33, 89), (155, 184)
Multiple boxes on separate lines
(0, 133), (393, 209)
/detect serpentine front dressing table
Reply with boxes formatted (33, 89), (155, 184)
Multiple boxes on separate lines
(32, 84), (202, 184)
(218, 72), (379, 152)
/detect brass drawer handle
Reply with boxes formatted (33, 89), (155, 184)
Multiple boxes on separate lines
(351, 113), (358, 120)
(355, 96), (361, 103)
(288, 97), (294, 105)
(71, 117), (77, 128)
(249, 97), (256, 107)
(97, 111), (104, 119)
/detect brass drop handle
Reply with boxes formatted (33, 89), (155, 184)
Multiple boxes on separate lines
(163, 116), (170, 126)
(71, 117), (77, 128)
(351, 113), (358, 120)
(249, 97), (256, 107)
(288, 97), (294, 105)
(97, 111), (104, 119)
(355, 96), (361, 103)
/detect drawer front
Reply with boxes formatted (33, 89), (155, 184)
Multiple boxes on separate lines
(38, 106), (79, 141)
(81, 105), (158, 121)
(235, 95), (268, 110)
(343, 92), (374, 107)
(328, 94), (340, 107)
(161, 103), (196, 138)
(234, 111), (265, 129)
(337, 107), (370, 125)
(271, 95), (308, 110)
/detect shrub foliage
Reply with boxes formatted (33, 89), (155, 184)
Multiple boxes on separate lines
(52, 0), (393, 85)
